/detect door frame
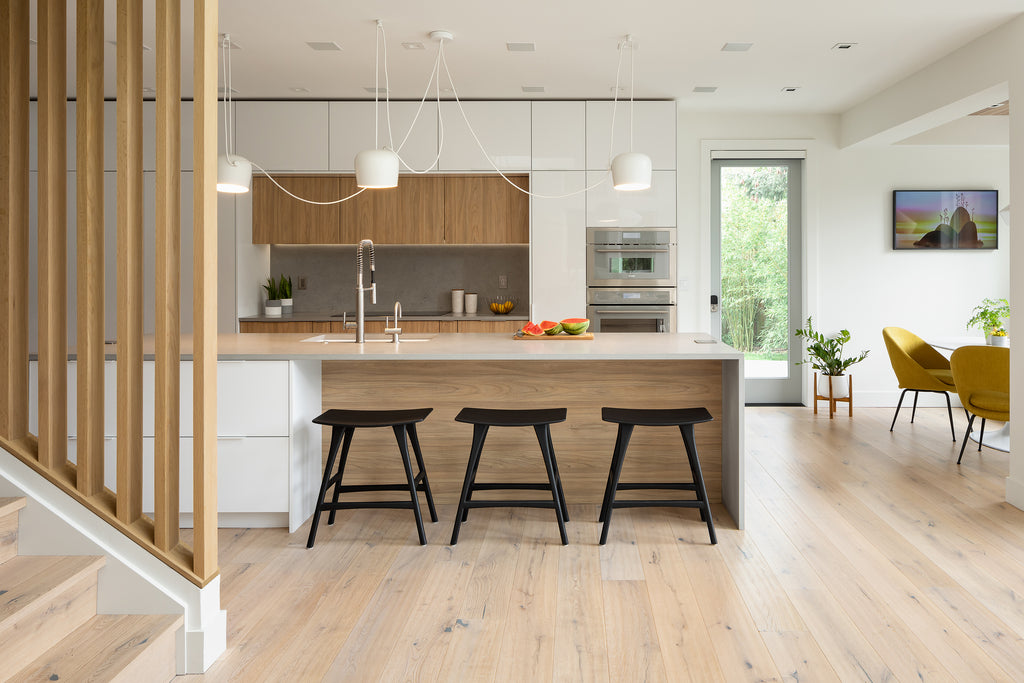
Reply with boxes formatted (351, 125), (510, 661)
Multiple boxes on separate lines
(699, 139), (820, 405)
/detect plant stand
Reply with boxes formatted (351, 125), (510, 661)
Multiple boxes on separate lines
(814, 372), (852, 419)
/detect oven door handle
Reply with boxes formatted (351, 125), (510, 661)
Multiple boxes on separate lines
(593, 248), (670, 253)
(593, 309), (669, 314)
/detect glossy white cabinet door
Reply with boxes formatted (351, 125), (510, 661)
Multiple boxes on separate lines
(142, 360), (291, 437)
(328, 101), (439, 173)
(585, 100), (676, 171)
(438, 101), (531, 171)
(235, 101), (330, 171)
(586, 170), (677, 227)
(27, 361), (118, 438)
(532, 101), (585, 170)
(66, 437), (118, 492)
(531, 172), (587, 322)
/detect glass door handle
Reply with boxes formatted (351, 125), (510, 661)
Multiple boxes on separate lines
(711, 295), (719, 313)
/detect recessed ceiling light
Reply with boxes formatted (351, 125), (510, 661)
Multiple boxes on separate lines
(441, 86), (453, 93)
(364, 87), (388, 94)
(307, 41), (342, 52)
(107, 40), (152, 51)
(831, 42), (857, 51)
(693, 86), (718, 93)
(402, 42), (425, 50)
(521, 86), (545, 93)
(143, 87), (156, 94)
(610, 86), (625, 94)
(781, 86), (800, 93)
(721, 42), (753, 52)
(290, 87), (310, 94)
(218, 35), (241, 49)
(506, 42), (536, 52)
(217, 86), (239, 94)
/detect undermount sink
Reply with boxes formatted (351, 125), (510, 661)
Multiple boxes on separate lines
(300, 334), (431, 343)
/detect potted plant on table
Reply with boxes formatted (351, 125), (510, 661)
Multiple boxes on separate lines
(262, 277), (282, 317)
(795, 316), (870, 400)
(278, 274), (293, 314)
(966, 297), (1009, 346)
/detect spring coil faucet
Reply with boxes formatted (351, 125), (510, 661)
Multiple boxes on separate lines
(355, 239), (376, 343)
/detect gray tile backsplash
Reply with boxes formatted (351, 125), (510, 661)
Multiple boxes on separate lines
(269, 244), (529, 314)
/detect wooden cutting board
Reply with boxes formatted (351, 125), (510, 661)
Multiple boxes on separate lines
(513, 332), (594, 340)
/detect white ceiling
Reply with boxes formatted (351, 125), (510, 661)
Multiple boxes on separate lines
(29, 0), (1024, 114)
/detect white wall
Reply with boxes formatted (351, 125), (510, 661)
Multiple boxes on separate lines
(676, 111), (1010, 407)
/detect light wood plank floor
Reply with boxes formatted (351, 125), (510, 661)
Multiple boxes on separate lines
(180, 407), (1024, 681)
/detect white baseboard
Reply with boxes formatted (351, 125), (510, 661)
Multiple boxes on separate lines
(847, 390), (963, 409)
(177, 512), (289, 528)
(1007, 476), (1024, 512)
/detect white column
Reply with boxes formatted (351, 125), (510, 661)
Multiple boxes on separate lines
(1007, 16), (1024, 511)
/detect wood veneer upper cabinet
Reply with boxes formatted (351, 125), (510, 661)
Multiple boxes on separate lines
(444, 175), (529, 244)
(252, 175), (341, 244)
(339, 175), (445, 244)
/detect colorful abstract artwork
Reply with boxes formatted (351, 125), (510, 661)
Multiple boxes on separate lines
(893, 190), (998, 250)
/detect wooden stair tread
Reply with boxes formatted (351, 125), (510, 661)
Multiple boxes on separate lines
(12, 613), (183, 683)
(0, 497), (27, 518)
(0, 555), (105, 622)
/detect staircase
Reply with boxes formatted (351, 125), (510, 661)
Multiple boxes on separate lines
(0, 498), (181, 682)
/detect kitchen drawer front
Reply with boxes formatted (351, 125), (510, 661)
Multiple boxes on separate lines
(143, 361), (291, 437)
(66, 437), (118, 492)
(29, 361), (118, 438)
(142, 436), (289, 514)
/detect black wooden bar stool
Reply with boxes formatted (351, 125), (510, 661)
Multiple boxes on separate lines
(450, 407), (570, 545)
(306, 408), (438, 548)
(599, 406), (717, 545)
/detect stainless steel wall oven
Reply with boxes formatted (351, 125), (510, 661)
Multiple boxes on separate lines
(586, 228), (676, 333)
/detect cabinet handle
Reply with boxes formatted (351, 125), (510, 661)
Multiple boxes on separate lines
(593, 248), (669, 253)
(217, 436), (246, 441)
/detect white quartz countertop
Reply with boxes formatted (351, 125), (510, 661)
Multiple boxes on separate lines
(214, 332), (744, 361)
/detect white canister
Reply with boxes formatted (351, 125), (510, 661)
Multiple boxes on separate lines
(451, 288), (465, 315)
(465, 292), (478, 315)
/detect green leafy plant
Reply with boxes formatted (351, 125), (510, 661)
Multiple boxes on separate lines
(794, 316), (869, 376)
(966, 297), (1009, 336)
(262, 277), (280, 301)
(278, 274), (293, 300)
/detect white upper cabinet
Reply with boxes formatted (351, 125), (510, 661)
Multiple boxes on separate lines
(585, 100), (676, 171)
(328, 101), (439, 173)
(234, 101), (330, 171)
(531, 172), (587, 322)
(438, 101), (531, 171)
(531, 102), (585, 170)
(586, 170), (677, 227)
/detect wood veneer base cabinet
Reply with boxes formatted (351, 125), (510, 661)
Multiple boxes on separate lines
(252, 174), (529, 245)
(439, 320), (523, 333)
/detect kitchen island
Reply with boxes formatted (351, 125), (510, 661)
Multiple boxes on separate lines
(216, 332), (746, 529)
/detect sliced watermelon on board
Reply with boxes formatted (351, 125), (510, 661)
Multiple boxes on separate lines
(521, 321), (545, 336)
(539, 320), (563, 335)
(560, 318), (590, 335)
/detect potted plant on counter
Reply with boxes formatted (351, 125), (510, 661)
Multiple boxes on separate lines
(795, 317), (869, 411)
(279, 274), (293, 314)
(966, 297), (1009, 346)
(262, 277), (282, 317)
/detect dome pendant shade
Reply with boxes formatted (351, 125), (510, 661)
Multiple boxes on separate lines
(355, 149), (400, 188)
(611, 152), (652, 191)
(217, 154), (253, 193)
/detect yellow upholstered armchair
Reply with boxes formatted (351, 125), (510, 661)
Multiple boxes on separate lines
(950, 345), (1009, 464)
(882, 327), (958, 441)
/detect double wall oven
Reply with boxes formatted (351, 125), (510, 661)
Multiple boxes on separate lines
(586, 227), (676, 333)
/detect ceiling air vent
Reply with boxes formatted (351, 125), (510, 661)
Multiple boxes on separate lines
(521, 86), (545, 93)
(507, 42), (536, 52)
(721, 42), (753, 52)
(831, 43), (857, 51)
(693, 86), (718, 93)
(306, 41), (342, 52)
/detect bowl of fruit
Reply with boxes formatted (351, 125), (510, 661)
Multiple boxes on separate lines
(488, 296), (518, 315)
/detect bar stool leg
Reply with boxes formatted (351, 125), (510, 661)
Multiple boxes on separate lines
(600, 423), (634, 545)
(599, 424), (629, 523)
(394, 425), (428, 545)
(327, 427), (355, 526)
(461, 425), (490, 523)
(679, 424), (717, 545)
(307, 426), (344, 549)
(535, 425), (568, 546)
(451, 424), (488, 545)
(544, 427), (570, 522)
(407, 423), (438, 523)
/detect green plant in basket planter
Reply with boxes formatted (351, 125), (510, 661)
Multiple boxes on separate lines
(795, 317), (869, 398)
(279, 274), (292, 300)
(262, 277), (280, 301)
(966, 297), (1009, 343)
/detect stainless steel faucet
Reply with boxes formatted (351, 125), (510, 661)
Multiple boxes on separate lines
(385, 301), (402, 343)
(355, 239), (376, 343)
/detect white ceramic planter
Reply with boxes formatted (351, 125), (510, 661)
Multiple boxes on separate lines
(987, 334), (1009, 347)
(281, 298), (293, 314)
(264, 299), (282, 317)
(816, 373), (850, 399)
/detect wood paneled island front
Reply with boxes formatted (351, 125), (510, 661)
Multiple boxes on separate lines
(217, 332), (746, 528)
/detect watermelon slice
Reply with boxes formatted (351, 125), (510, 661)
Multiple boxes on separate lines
(521, 321), (545, 336)
(539, 320), (563, 335)
(560, 318), (590, 335)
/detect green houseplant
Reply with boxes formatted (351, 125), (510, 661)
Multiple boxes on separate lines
(966, 297), (1009, 346)
(278, 275), (293, 314)
(262, 277), (282, 317)
(795, 316), (869, 399)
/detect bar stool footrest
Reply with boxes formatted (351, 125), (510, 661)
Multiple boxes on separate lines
(611, 499), (706, 509)
(469, 482), (556, 491)
(320, 501), (420, 510)
(615, 482), (698, 491)
(335, 483), (430, 494)
(464, 500), (557, 509)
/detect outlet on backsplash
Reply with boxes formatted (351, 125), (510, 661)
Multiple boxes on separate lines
(297, 277), (308, 290)
(498, 274), (508, 289)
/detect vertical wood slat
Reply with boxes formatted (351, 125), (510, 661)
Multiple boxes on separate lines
(192, 0), (219, 580)
(154, 0), (182, 551)
(0, 1), (31, 442)
(37, 0), (69, 469)
(76, 0), (105, 496)
(115, 0), (145, 523)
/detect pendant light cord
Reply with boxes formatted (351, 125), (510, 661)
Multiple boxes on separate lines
(222, 34), (235, 163)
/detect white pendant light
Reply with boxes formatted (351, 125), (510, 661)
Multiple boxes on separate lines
(355, 148), (399, 189)
(217, 154), (252, 193)
(611, 35), (651, 191)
